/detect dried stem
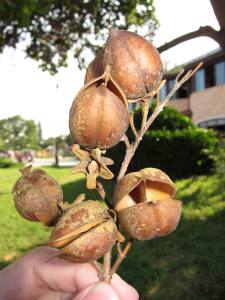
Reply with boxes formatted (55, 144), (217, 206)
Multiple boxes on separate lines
(91, 261), (103, 280)
(116, 240), (123, 256)
(117, 62), (202, 181)
(102, 250), (112, 283)
(96, 181), (113, 209)
(144, 63), (202, 132)
(129, 113), (138, 138)
(96, 181), (113, 281)
(121, 134), (131, 148)
(140, 101), (149, 136)
(156, 91), (160, 106)
(110, 239), (133, 276)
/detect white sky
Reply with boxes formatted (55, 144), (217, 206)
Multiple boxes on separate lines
(0, 0), (220, 139)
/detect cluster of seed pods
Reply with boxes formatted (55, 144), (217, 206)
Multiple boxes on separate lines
(12, 28), (182, 268)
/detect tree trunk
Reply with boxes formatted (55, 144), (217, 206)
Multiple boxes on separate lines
(54, 138), (59, 167)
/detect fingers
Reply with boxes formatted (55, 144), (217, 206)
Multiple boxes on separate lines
(29, 246), (138, 299)
(74, 282), (119, 300)
(31, 247), (99, 293)
(37, 291), (74, 300)
(74, 280), (139, 300)
(111, 273), (139, 300)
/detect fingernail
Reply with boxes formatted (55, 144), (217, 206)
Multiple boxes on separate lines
(81, 282), (119, 300)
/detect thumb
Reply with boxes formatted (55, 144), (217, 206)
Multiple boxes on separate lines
(74, 282), (119, 300)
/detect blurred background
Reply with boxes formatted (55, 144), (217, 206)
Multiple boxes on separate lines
(0, 1), (225, 299)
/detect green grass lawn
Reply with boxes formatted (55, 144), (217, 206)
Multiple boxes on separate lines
(0, 166), (225, 300)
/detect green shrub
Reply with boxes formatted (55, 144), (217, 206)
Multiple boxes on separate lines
(214, 138), (225, 192)
(107, 106), (218, 179)
(0, 157), (23, 168)
(215, 138), (225, 175)
(0, 157), (15, 168)
(133, 105), (194, 130)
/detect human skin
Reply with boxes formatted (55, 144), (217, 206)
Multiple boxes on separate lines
(0, 246), (139, 300)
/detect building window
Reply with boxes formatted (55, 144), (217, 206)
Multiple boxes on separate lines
(128, 102), (135, 111)
(215, 61), (225, 85)
(159, 84), (167, 101)
(195, 69), (205, 91)
(205, 64), (215, 88)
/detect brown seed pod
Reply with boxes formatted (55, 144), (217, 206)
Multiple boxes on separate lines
(84, 50), (104, 84)
(103, 28), (163, 99)
(48, 200), (117, 263)
(12, 165), (63, 225)
(114, 168), (182, 240)
(69, 67), (129, 149)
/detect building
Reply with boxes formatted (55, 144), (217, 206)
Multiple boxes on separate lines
(161, 48), (225, 132)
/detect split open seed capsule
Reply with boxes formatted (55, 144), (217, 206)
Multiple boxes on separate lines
(104, 28), (163, 99)
(12, 166), (63, 225)
(48, 200), (117, 263)
(84, 50), (104, 84)
(114, 168), (182, 240)
(69, 67), (129, 149)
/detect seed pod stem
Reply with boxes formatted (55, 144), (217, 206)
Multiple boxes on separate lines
(96, 181), (113, 209)
(129, 113), (138, 139)
(140, 101), (149, 136)
(91, 261), (103, 280)
(117, 63), (202, 181)
(102, 250), (112, 283)
(121, 134), (131, 149)
(143, 63), (203, 134)
(110, 238), (133, 276)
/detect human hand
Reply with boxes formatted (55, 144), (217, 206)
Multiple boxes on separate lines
(0, 246), (138, 300)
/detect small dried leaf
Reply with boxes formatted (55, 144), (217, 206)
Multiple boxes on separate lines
(101, 157), (114, 166)
(72, 144), (90, 160)
(99, 166), (114, 180)
(86, 173), (98, 189)
(70, 161), (89, 175)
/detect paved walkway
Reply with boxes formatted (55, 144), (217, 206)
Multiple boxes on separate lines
(31, 158), (78, 167)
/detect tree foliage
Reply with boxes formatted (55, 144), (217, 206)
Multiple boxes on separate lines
(0, 0), (158, 74)
(41, 134), (72, 149)
(0, 115), (40, 150)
